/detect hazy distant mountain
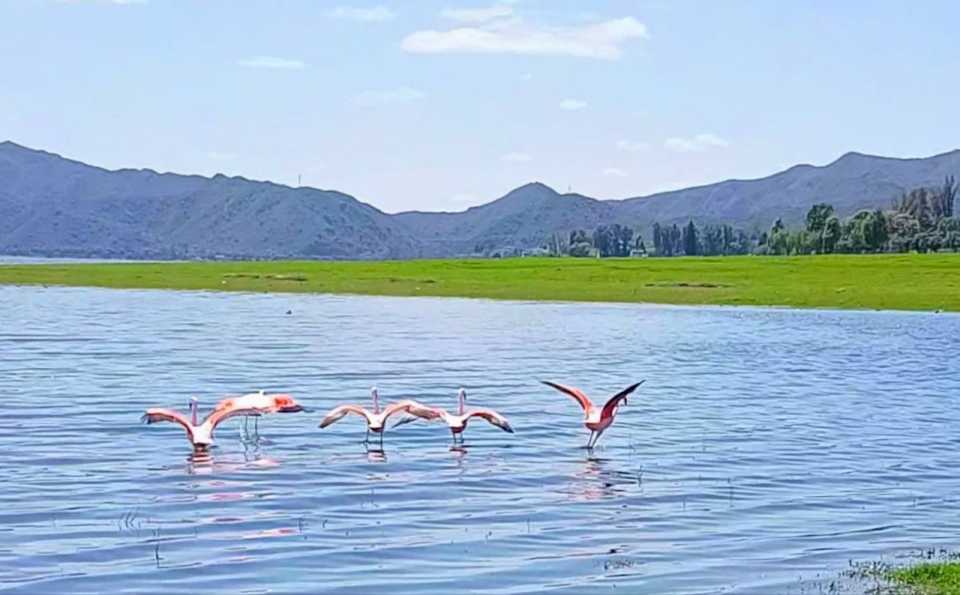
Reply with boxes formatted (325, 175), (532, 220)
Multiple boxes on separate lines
(0, 142), (418, 259)
(1, 141), (958, 259)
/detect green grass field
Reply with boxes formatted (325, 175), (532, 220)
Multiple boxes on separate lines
(890, 562), (960, 594)
(0, 254), (958, 311)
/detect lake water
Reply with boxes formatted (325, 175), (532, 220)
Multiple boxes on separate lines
(2, 286), (959, 594)
(0, 256), (165, 265)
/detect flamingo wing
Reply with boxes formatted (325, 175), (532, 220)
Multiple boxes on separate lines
(214, 391), (266, 412)
(600, 381), (645, 420)
(541, 381), (594, 413)
(467, 408), (514, 433)
(141, 408), (195, 441)
(391, 403), (447, 429)
(387, 400), (443, 421)
(204, 403), (268, 429)
(318, 404), (372, 428)
(214, 395), (239, 410)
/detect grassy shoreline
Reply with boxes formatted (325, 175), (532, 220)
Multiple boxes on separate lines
(0, 254), (958, 312)
(890, 561), (960, 594)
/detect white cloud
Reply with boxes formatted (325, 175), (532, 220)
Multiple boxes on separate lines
(329, 5), (395, 22)
(441, 4), (513, 23)
(501, 152), (532, 162)
(355, 86), (425, 106)
(616, 139), (649, 152)
(664, 133), (729, 153)
(238, 56), (307, 70)
(602, 167), (628, 177)
(559, 98), (587, 111)
(402, 16), (648, 60)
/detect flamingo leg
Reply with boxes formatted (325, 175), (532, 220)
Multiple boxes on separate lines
(379, 431), (384, 449)
(254, 416), (260, 440)
(585, 431), (596, 449)
(364, 428), (370, 444)
(590, 429), (605, 449)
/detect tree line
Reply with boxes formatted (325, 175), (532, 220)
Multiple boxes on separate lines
(761, 176), (959, 255)
(540, 176), (959, 257)
(544, 221), (754, 257)
(545, 224), (646, 257)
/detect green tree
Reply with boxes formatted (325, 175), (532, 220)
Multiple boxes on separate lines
(681, 220), (700, 255)
(865, 209), (889, 251)
(651, 223), (663, 256)
(592, 225), (611, 256)
(805, 203), (835, 234)
(768, 219), (790, 255)
(822, 216), (842, 253)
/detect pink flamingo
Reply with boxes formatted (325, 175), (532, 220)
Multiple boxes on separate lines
(318, 387), (439, 447)
(215, 390), (307, 438)
(541, 380), (644, 448)
(142, 394), (304, 452)
(394, 388), (513, 444)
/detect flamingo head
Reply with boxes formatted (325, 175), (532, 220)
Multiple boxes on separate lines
(271, 394), (305, 413)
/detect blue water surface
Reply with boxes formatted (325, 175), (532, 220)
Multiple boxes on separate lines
(2, 285), (959, 594)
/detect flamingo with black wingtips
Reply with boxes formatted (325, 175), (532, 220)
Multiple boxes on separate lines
(541, 380), (644, 448)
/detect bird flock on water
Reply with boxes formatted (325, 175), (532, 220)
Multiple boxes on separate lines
(141, 381), (644, 455)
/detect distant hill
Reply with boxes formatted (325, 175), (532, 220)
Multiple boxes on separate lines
(0, 142), (417, 259)
(1, 141), (958, 259)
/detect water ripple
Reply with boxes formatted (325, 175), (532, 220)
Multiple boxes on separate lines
(2, 286), (959, 594)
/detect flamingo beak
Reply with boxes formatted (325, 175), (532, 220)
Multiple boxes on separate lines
(280, 404), (305, 413)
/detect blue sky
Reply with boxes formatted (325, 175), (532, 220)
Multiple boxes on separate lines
(1, 1), (958, 212)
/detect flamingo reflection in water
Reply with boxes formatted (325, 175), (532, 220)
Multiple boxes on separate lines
(567, 456), (630, 502)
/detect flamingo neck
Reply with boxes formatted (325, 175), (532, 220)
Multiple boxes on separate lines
(372, 390), (380, 414)
(190, 401), (198, 426)
(458, 393), (464, 415)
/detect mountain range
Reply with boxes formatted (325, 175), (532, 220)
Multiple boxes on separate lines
(1, 141), (958, 260)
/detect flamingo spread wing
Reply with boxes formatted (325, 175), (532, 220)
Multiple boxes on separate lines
(141, 408), (195, 441)
(541, 381), (594, 412)
(466, 409), (514, 433)
(204, 403), (268, 430)
(600, 381), (645, 420)
(214, 391), (300, 415)
(395, 400), (443, 419)
(389, 401), (444, 428)
(319, 404), (372, 428)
